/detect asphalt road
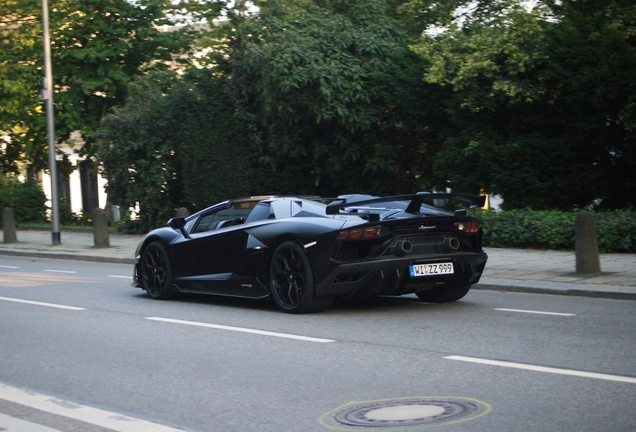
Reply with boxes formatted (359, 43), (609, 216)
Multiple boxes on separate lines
(1, 256), (636, 432)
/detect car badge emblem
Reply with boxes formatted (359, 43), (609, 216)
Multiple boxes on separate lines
(418, 225), (436, 230)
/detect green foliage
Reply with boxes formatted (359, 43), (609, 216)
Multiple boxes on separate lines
(96, 71), (183, 233)
(167, 69), (253, 210)
(227, 0), (429, 196)
(57, 199), (94, 227)
(477, 209), (636, 253)
(0, 0), (210, 175)
(7, 0), (635, 228)
(0, 0), (48, 175)
(50, 0), (200, 150)
(0, 176), (47, 223)
(410, 0), (636, 210)
(594, 210), (636, 253)
(96, 69), (253, 232)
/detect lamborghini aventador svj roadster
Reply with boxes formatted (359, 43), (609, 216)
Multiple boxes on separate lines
(133, 192), (488, 313)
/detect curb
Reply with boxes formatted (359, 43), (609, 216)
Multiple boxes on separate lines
(473, 283), (636, 301)
(0, 250), (134, 265)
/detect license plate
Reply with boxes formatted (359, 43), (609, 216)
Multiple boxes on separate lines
(409, 262), (454, 277)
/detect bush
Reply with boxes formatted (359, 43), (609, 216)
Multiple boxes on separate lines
(0, 178), (47, 224)
(476, 209), (636, 253)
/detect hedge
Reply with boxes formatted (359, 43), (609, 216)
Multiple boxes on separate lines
(475, 209), (636, 253)
(0, 179), (47, 224)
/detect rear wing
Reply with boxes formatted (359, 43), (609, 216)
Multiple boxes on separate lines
(326, 192), (486, 215)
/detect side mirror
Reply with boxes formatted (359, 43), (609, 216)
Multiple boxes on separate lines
(168, 217), (190, 239)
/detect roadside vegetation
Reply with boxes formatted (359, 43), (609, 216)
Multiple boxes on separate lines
(2, 176), (634, 252)
(1, 0), (634, 234)
(476, 209), (636, 253)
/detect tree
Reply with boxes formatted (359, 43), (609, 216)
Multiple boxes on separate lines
(409, 0), (636, 209)
(226, 0), (432, 196)
(0, 0), (207, 176)
(0, 0), (48, 176)
(96, 69), (254, 232)
(96, 72), (184, 232)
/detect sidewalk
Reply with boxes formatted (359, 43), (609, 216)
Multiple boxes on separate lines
(1, 229), (635, 300)
(0, 229), (143, 264)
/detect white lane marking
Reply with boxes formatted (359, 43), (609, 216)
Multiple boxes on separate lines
(146, 317), (335, 343)
(0, 296), (85, 311)
(0, 412), (61, 432)
(43, 270), (77, 274)
(0, 382), (186, 432)
(445, 355), (636, 384)
(0, 265), (20, 269)
(495, 308), (576, 317)
(108, 275), (131, 279)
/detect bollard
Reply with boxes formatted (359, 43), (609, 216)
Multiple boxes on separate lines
(575, 211), (601, 274)
(176, 207), (189, 218)
(2, 208), (17, 243)
(93, 208), (110, 248)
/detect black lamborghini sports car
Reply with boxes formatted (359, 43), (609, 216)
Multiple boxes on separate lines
(132, 192), (488, 313)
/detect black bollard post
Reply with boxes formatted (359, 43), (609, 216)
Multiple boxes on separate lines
(575, 211), (601, 274)
(93, 208), (110, 248)
(2, 208), (17, 243)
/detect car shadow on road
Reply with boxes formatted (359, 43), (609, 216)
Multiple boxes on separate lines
(131, 291), (477, 315)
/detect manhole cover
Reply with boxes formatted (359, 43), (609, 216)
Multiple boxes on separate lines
(320, 397), (491, 429)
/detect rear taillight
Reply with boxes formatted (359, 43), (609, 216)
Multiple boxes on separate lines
(337, 226), (388, 241)
(454, 221), (480, 233)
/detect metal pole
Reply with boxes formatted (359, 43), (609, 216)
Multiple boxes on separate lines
(41, 0), (61, 245)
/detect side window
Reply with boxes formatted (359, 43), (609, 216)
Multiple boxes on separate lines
(193, 212), (223, 233)
(192, 201), (259, 233)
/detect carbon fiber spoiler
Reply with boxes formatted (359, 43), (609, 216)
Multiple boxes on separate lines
(325, 192), (486, 215)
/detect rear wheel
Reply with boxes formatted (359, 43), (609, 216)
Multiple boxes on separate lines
(415, 284), (471, 303)
(141, 241), (175, 300)
(269, 241), (333, 313)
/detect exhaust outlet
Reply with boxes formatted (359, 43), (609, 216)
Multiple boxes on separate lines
(394, 240), (412, 256)
(443, 237), (460, 252)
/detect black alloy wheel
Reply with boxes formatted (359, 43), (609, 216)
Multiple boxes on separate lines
(141, 241), (175, 300)
(415, 284), (471, 303)
(269, 241), (333, 314)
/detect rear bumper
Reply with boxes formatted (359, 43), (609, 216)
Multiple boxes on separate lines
(315, 252), (487, 298)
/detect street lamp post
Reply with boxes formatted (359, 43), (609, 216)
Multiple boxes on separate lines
(41, 0), (61, 245)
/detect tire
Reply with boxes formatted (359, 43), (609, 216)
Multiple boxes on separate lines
(269, 241), (333, 314)
(141, 241), (176, 300)
(415, 284), (471, 303)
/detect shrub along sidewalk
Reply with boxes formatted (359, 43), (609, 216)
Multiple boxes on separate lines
(476, 209), (636, 253)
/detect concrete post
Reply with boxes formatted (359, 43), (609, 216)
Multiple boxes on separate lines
(2, 208), (17, 243)
(93, 207), (110, 248)
(176, 207), (189, 218)
(575, 211), (601, 274)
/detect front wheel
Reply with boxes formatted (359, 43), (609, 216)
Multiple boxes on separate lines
(141, 241), (175, 300)
(269, 241), (333, 314)
(415, 284), (471, 303)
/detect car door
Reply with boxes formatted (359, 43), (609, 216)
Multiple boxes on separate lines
(171, 203), (254, 294)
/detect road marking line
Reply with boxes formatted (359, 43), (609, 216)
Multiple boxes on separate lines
(494, 308), (575, 316)
(445, 355), (636, 384)
(108, 275), (131, 279)
(0, 412), (61, 432)
(146, 317), (336, 343)
(0, 296), (85, 311)
(43, 270), (77, 274)
(0, 265), (20, 269)
(0, 382), (186, 432)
